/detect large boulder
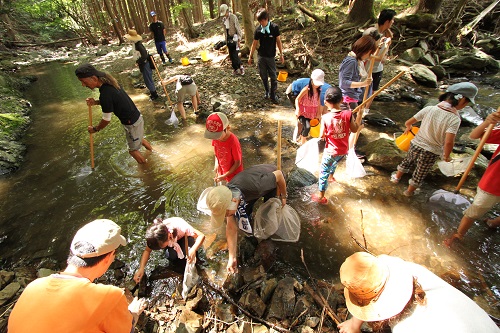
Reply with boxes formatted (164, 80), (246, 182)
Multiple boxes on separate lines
(362, 138), (405, 171)
(267, 277), (301, 320)
(441, 49), (500, 73)
(400, 47), (425, 63)
(410, 64), (438, 88)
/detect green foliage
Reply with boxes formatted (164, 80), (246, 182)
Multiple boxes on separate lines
(171, 2), (193, 21)
(0, 113), (29, 138)
(373, 0), (412, 14)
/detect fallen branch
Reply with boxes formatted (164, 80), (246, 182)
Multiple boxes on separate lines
(303, 283), (341, 326)
(297, 4), (323, 22)
(202, 281), (290, 332)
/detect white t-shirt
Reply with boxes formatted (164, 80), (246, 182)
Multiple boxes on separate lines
(385, 257), (500, 333)
(411, 105), (461, 155)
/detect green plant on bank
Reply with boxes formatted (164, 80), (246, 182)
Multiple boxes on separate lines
(0, 113), (29, 139)
(373, 0), (413, 13)
(171, 2), (194, 22)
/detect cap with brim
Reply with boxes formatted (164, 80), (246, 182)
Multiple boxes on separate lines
(340, 253), (413, 322)
(311, 69), (325, 87)
(446, 82), (478, 105)
(150, 11), (156, 16)
(204, 112), (229, 139)
(70, 219), (127, 258)
(206, 186), (232, 226)
(124, 29), (143, 42)
(219, 4), (228, 16)
(75, 63), (106, 79)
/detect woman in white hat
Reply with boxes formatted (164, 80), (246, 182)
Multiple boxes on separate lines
(338, 252), (499, 333)
(219, 4), (244, 75)
(124, 29), (159, 101)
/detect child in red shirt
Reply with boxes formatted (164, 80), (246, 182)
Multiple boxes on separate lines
(312, 86), (359, 204)
(444, 109), (500, 247)
(204, 112), (243, 183)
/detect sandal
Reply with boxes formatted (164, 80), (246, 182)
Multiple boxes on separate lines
(390, 172), (400, 184)
(443, 233), (462, 248)
(311, 194), (328, 205)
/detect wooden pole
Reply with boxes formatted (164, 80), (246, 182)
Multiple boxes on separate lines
(88, 104), (95, 170)
(454, 123), (494, 193)
(277, 120), (282, 197)
(150, 55), (174, 107)
(353, 55), (376, 146)
(352, 70), (406, 114)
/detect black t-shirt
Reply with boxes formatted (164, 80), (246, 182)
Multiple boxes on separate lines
(149, 21), (165, 42)
(99, 84), (141, 125)
(229, 164), (277, 202)
(253, 22), (280, 58)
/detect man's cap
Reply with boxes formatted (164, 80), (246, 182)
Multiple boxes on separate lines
(446, 82), (478, 104)
(75, 63), (106, 79)
(150, 11), (156, 16)
(219, 4), (228, 16)
(340, 252), (414, 322)
(204, 112), (229, 139)
(70, 219), (127, 258)
(311, 69), (325, 87)
(124, 29), (143, 42)
(206, 186), (233, 226)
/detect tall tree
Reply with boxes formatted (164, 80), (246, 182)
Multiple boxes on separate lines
(103, 0), (125, 43)
(347, 0), (373, 24)
(240, 0), (254, 50)
(208, 0), (215, 19)
(411, 0), (443, 15)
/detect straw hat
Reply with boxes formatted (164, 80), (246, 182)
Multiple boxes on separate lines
(206, 186), (232, 226)
(340, 252), (414, 322)
(124, 29), (142, 42)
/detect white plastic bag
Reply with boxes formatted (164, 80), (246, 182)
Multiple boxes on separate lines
(437, 157), (472, 177)
(345, 148), (366, 178)
(165, 109), (179, 127)
(182, 254), (199, 299)
(295, 138), (320, 174)
(254, 198), (301, 242)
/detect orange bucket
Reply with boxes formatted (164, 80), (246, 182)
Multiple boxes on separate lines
(395, 127), (419, 151)
(309, 118), (320, 138)
(277, 71), (288, 82)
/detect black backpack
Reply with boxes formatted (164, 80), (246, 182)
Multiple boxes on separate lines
(179, 75), (193, 86)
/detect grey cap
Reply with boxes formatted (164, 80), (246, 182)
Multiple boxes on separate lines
(446, 82), (478, 104)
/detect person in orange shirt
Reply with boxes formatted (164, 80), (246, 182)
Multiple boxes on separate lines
(8, 219), (147, 333)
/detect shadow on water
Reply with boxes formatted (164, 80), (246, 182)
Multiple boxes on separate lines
(0, 61), (499, 317)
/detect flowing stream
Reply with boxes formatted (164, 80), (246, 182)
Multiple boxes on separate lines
(0, 61), (499, 318)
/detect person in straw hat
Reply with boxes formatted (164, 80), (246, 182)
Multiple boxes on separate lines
(337, 252), (499, 333)
(8, 219), (148, 332)
(204, 164), (287, 273)
(124, 29), (159, 101)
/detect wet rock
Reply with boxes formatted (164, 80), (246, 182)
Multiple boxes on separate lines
(37, 268), (56, 278)
(223, 273), (244, 292)
(373, 92), (395, 102)
(0, 282), (20, 306)
(297, 326), (314, 333)
(441, 49), (500, 73)
(13, 267), (36, 288)
(252, 240), (277, 270)
(260, 278), (278, 303)
(399, 91), (423, 103)
(175, 309), (203, 333)
(304, 316), (320, 328)
(239, 289), (266, 317)
(363, 138), (405, 171)
(287, 167), (317, 191)
(242, 265), (266, 284)
(400, 47), (425, 63)
(420, 53), (436, 67)
(459, 106), (483, 127)
(0, 270), (15, 290)
(267, 277), (301, 320)
(410, 64), (438, 88)
(430, 65), (447, 80)
(293, 294), (313, 317)
(215, 303), (236, 322)
(239, 236), (258, 265)
(363, 114), (396, 127)
(241, 323), (268, 333)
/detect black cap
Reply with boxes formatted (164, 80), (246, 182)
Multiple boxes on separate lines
(75, 63), (106, 79)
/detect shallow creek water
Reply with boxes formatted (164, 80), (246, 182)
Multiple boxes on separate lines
(0, 61), (499, 318)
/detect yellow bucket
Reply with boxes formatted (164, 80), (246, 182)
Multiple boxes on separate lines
(181, 57), (190, 66)
(200, 50), (209, 62)
(277, 71), (288, 82)
(395, 126), (419, 151)
(309, 118), (320, 138)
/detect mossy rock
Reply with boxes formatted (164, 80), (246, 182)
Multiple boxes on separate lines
(363, 138), (405, 171)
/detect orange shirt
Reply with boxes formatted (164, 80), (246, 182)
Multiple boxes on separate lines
(8, 274), (133, 333)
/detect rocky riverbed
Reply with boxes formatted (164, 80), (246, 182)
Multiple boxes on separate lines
(1, 14), (500, 333)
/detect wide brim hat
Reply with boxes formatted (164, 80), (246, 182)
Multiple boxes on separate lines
(446, 82), (478, 105)
(124, 29), (142, 42)
(340, 252), (414, 322)
(206, 185), (232, 226)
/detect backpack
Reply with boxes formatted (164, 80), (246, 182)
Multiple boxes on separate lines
(179, 75), (193, 86)
(213, 40), (226, 50)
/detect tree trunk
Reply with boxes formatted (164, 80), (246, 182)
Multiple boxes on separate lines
(177, 0), (199, 38)
(208, 0), (215, 19)
(159, 0), (172, 27)
(103, 0), (124, 42)
(240, 0), (254, 50)
(118, 0), (133, 30)
(127, 0), (142, 32)
(297, 4), (322, 22)
(411, 0), (443, 15)
(347, 0), (374, 25)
